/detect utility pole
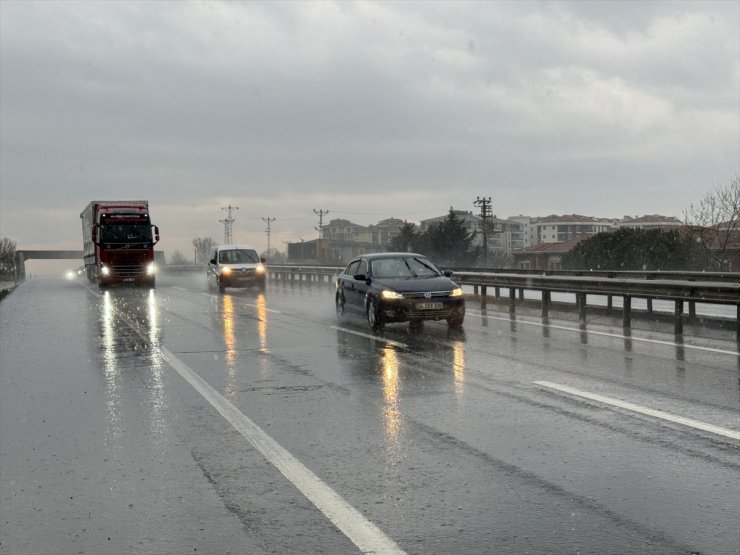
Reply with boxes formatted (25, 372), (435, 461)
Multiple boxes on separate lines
(262, 217), (276, 254)
(474, 196), (493, 267)
(314, 209), (329, 237)
(220, 205), (238, 244)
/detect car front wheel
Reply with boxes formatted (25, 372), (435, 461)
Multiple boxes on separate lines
(367, 298), (384, 331)
(447, 314), (464, 328)
(336, 293), (347, 320)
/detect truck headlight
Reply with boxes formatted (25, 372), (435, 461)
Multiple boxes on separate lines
(146, 263), (156, 275)
(101, 266), (111, 276)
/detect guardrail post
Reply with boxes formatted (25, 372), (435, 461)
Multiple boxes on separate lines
(519, 288), (524, 301)
(578, 293), (587, 325)
(509, 288), (516, 315)
(674, 300), (684, 335)
(473, 285), (479, 297)
(541, 291), (550, 321)
(480, 286), (487, 309)
(688, 301), (696, 320)
(623, 296), (631, 329)
(607, 295), (613, 310)
(737, 304), (739, 343)
(495, 287), (500, 299)
(647, 298), (653, 313)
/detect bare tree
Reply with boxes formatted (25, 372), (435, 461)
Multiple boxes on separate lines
(683, 175), (740, 270)
(192, 236), (216, 265)
(0, 237), (17, 278)
(169, 250), (189, 265)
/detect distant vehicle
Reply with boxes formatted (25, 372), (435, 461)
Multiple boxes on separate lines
(207, 244), (266, 293)
(335, 252), (465, 331)
(80, 201), (160, 288)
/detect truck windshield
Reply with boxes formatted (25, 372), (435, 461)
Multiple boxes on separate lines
(101, 224), (153, 246)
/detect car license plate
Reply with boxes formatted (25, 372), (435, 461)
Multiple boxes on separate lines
(416, 302), (443, 310)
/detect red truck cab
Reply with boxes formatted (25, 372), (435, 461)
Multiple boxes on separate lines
(81, 201), (160, 288)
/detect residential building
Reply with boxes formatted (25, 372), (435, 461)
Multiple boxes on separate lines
(529, 214), (618, 244)
(513, 236), (589, 270)
(618, 215), (682, 229)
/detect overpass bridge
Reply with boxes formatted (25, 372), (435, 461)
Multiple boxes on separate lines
(14, 250), (83, 281)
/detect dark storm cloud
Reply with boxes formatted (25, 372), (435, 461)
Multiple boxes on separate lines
(1, 0), (737, 256)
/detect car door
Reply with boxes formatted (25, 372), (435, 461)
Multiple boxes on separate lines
(338, 260), (360, 313)
(207, 248), (219, 285)
(345, 258), (370, 313)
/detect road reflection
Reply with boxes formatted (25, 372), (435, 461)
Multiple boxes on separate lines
(92, 288), (165, 446)
(209, 291), (270, 399)
(335, 325), (467, 452)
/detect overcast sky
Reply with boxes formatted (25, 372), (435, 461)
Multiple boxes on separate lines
(1, 0), (738, 264)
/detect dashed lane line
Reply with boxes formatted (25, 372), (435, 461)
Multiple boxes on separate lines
(470, 311), (739, 356)
(535, 380), (740, 441)
(330, 326), (409, 349)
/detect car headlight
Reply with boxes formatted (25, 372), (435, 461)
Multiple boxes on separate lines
(101, 266), (110, 276)
(449, 287), (463, 297)
(146, 263), (156, 275)
(220, 266), (232, 275)
(255, 264), (266, 274)
(381, 289), (404, 300)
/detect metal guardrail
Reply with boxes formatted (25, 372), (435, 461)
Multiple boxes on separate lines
(448, 267), (740, 284)
(163, 264), (740, 341)
(451, 271), (740, 340)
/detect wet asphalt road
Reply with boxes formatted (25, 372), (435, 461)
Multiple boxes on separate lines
(1, 275), (739, 555)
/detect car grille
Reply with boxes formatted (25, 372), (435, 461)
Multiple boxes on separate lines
(403, 290), (452, 299)
(407, 307), (452, 318)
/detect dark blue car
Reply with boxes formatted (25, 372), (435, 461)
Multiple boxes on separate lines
(335, 252), (465, 331)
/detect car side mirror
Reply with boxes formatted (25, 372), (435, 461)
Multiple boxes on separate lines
(443, 270), (453, 277)
(260, 257), (266, 263)
(209, 258), (216, 265)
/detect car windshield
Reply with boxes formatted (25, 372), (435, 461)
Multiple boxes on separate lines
(371, 257), (441, 278)
(219, 249), (259, 264)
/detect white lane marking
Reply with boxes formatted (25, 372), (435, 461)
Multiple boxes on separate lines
(244, 303), (282, 314)
(470, 311), (739, 356)
(534, 380), (740, 441)
(160, 347), (405, 554)
(99, 287), (405, 553)
(330, 326), (408, 349)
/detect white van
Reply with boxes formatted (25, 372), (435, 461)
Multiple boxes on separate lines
(207, 244), (266, 292)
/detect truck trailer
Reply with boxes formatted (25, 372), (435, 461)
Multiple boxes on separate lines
(80, 201), (160, 287)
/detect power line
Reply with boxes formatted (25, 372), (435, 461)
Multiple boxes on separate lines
(262, 217), (276, 253)
(474, 196), (492, 266)
(220, 205), (238, 244)
(313, 209), (330, 237)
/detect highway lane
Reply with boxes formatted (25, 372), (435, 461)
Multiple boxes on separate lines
(1, 275), (738, 554)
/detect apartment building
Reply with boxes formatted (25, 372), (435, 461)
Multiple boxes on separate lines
(528, 214), (618, 245)
(618, 215), (682, 229)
